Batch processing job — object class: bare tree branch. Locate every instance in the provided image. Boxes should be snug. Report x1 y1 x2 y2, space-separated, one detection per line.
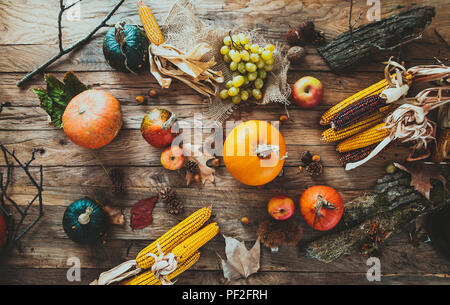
17 0 125 87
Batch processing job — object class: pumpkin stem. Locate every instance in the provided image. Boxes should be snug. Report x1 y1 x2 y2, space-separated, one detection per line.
162 113 177 130
114 21 127 46
255 144 287 160
313 195 337 218
78 207 94 225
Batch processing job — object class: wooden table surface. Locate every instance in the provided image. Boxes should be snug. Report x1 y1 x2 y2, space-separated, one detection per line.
0 0 449 285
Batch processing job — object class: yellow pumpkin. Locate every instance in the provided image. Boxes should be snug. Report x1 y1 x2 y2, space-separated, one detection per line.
223 120 286 186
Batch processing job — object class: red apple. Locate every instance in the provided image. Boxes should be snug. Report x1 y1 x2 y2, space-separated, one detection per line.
161 145 185 170
292 76 323 108
268 195 295 220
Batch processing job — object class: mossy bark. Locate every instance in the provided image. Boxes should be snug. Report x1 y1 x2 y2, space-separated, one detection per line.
317 6 435 73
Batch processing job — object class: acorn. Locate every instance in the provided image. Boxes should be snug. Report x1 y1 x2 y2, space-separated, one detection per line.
148 89 158 98
279 114 289 122
298 21 315 40
287 46 305 64
286 28 304 46
136 96 145 104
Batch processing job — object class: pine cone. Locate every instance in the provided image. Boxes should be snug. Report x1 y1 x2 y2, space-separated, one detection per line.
159 187 176 202
185 160 199 174
167 198 184 215
306 161 323 176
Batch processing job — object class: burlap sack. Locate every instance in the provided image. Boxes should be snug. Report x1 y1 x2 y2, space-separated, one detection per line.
158 0 291 123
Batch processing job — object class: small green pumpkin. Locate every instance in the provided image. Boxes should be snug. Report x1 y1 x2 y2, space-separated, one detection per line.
103 21 149 73
63 198 109 244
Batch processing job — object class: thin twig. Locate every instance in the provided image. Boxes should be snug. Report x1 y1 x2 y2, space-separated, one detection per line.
17 0 125 87
348 0 364 47
434 29 450 50
0 144 44 244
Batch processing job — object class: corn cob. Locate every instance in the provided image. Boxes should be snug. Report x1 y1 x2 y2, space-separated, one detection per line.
339 144 378 166
320 72 412 125
135 206 212 269
137 0 165 46
172 222 219 263
337 123 390 153
122 252 200 285
330 95 387 131
321 108 389 142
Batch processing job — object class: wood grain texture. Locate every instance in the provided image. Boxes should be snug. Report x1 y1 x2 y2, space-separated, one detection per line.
0 0 449 285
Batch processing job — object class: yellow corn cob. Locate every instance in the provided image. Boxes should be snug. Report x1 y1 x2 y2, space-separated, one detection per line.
321 105 391 142
136 206 212 269
172 222 219 263
320 73 412 125
137 0 165 45
122 252 200 285
337 123 390 153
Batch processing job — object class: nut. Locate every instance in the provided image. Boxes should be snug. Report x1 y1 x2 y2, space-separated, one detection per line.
280 115 289 122
287 46 305 64
298 21 315 40
136 96 145 104
286 28 304 46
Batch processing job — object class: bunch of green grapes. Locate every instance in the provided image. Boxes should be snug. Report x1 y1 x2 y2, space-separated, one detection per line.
219 33 275 104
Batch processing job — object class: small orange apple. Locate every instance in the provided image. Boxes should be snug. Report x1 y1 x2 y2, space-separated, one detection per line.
268 195 295 220
161 145 185 170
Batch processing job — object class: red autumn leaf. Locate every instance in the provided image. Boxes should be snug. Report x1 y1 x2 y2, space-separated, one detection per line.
130 196 158 230
394 162 448 200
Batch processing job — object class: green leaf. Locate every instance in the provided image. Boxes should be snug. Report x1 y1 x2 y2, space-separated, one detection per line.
33 72 89 128
63 71 90 100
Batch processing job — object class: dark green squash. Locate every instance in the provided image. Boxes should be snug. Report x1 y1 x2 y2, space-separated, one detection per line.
103 21 149 73
63 198 109 244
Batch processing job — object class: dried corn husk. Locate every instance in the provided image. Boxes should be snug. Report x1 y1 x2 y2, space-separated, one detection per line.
149 42 224 98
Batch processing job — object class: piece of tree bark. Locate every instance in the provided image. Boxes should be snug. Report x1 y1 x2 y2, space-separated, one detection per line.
317 6 435 73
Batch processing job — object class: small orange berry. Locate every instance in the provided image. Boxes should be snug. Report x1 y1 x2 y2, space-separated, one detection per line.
136 96 145 104
212 158 220 167
312 155 321 162
149 89 158 97
280 115 289 122
241 217 249 225
193 173 201 183
298 165 303 172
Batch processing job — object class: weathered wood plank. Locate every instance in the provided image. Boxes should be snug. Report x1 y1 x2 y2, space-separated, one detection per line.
1 268 449 285
0 0 448 77
1 0 448 45
0 71 399 106
1 231 449 275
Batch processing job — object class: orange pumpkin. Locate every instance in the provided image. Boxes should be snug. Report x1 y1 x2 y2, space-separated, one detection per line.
223 120 286 186
62 90 123 149
299 185 344 231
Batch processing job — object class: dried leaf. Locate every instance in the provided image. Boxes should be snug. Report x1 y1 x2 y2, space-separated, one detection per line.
394 162 448 200
182 143 215 185
130 196 158 230
103 205 125 226
220 235 260 281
